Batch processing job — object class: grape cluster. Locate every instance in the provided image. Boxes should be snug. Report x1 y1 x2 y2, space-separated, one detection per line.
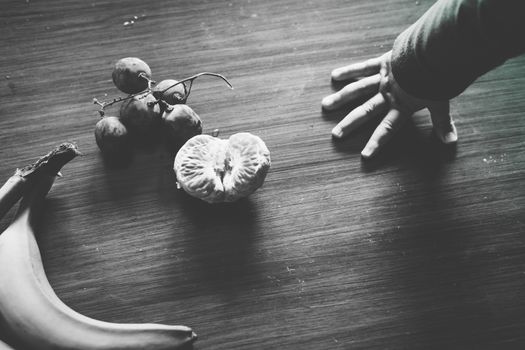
94 57 232 161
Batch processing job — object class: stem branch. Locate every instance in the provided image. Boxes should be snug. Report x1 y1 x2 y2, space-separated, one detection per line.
161 72 233 102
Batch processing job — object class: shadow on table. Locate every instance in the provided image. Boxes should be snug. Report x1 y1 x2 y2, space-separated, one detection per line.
175 194 262 297
371 211 504 348
354 143 519 347
323 106 458 172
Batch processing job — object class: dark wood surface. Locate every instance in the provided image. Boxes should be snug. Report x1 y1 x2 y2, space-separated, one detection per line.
1 0 524 349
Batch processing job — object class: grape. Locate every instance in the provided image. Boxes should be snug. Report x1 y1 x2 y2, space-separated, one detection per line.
119 93 162 138
94 116 131 158
162 104 202 148
152 79 187 105
112 57 152 94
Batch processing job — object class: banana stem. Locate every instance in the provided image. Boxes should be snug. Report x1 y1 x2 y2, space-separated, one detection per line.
13 173 57 229
0 143 80 223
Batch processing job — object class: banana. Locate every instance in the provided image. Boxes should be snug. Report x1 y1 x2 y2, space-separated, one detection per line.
0 340 15 350
0 173 197 350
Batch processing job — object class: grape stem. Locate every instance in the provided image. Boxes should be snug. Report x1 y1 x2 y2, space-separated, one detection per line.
93 73 156 116
139 72 156 90
161 72 234 102
93 72 232 117
93 90 151 117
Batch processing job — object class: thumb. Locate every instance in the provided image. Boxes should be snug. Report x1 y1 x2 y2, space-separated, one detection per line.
428 101 458 144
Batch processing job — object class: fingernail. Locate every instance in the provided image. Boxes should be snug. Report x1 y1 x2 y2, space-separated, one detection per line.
443 130 458 144
435 128 458 144
361 141 378 159
321 96 333 110
331 69 341 81
331 125 343 138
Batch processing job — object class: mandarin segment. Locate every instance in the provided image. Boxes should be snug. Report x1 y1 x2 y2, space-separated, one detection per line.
174 135 226 202
174 133 270 203
222 133 270 202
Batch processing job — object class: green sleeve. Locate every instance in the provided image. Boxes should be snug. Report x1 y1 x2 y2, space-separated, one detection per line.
391 0 525 100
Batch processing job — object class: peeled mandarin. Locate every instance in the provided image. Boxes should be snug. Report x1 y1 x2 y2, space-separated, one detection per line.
174 133 270 203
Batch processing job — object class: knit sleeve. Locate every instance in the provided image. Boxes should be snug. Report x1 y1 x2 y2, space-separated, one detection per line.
391 0 525 101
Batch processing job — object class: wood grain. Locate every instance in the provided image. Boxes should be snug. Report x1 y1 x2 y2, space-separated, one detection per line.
1 0 524 349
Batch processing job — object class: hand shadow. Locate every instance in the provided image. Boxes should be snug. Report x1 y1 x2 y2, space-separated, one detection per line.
323 103 457 172
360 117 457 174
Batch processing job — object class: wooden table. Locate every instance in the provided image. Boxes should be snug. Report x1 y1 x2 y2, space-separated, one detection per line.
1 0 524 348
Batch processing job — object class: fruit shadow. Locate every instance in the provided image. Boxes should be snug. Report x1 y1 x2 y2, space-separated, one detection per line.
98 126 165 169
99 151 134 170
97 148 173 209
176 194 262 296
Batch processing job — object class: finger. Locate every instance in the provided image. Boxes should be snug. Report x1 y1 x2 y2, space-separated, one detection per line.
361 108 405 159
331 56 383 81
331 93 388 138
322 74 381 111
429 102 458 144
